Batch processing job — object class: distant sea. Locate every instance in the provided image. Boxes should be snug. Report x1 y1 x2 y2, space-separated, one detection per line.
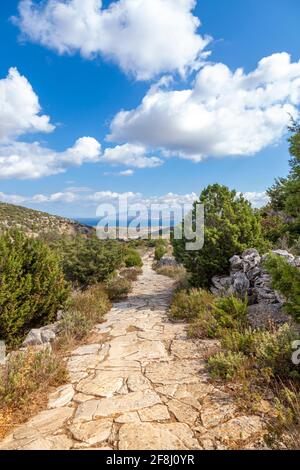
74 218 177 228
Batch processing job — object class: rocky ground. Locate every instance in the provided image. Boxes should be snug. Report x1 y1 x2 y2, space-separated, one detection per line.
0 254 268 450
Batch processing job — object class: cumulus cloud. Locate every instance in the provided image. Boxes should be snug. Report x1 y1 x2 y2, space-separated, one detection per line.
0 67 54 141
15 0 210 80
0 67 104 179
241 191 270 208
0 189 197 207
109 53 300 160
0 137 101 179
0 188 269 212
102 143 163 168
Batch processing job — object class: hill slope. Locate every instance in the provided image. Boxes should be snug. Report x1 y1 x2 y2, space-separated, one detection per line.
0 202 94 237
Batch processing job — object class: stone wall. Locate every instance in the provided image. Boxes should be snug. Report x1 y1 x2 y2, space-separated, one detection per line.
211 249 300 328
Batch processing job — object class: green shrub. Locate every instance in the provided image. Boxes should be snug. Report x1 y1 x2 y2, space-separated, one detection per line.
124 248 143 268
219 323 300 383
106 277 132 301
220 328 258 355
264 254 300 322
252 324 300 381
213 295 248 329
170 288 248 339
0 230 69 347
46 234 124 288
208 351 248 381
170 289 214 321
155 243 167 261
173 184 268 287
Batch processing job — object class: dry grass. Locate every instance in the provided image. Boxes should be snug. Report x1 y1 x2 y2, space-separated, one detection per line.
120 267 142 282
0 349 67 439
106 276 132 301
156 265 186 280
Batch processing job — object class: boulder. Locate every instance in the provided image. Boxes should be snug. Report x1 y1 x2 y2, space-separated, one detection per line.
229 255 243 273
22 329 43 347
22 323 59 347
232 272 250 297
211 276 232 290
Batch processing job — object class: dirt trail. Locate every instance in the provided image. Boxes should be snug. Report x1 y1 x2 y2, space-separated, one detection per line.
0 253 267 450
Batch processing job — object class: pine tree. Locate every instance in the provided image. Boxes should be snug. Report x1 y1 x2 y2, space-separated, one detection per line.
173 184 267 287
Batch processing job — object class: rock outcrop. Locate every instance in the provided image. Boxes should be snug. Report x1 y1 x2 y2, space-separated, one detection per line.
211 249 299 328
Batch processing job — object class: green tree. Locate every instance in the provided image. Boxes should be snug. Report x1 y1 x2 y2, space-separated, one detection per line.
173 184 267 287
267 121 300 239
0 231 69 347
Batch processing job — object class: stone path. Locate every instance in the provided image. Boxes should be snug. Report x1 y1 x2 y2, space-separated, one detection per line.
0 254 267 450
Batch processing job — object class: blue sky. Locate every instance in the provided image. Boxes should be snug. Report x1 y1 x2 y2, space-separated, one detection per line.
0 0 300 217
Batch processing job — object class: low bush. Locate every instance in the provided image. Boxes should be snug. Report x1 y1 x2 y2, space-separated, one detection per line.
155 243 167 261
264 254 300 322
170 289 214 321
213 295 248 330
208 351 248 381
69 285 111 324
170 289 248 338
106 277 132 301
209 323 300 384
0 230 69 347
252 324 300 381
124 248 143 268
220 328 258 355
155 265 186 281
120 267 142 282
58 310 93 346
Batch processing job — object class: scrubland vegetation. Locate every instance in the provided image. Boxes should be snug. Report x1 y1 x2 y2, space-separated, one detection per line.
0 121 299 446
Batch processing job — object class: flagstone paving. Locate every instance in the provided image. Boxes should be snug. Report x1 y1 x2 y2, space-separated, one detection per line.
0 254 268 450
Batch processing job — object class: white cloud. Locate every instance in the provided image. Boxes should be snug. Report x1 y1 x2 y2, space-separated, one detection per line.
15 0 210 80
0 189 198 208
0 67 54 141
102 143 163 168
0 189 269 212
0 137 101 179
109 53 300 160
241 191 270 208
0 67 103 179
119 169 134 176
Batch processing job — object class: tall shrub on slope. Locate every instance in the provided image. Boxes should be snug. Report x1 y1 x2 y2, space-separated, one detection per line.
173 184 267 287
0 231 69 347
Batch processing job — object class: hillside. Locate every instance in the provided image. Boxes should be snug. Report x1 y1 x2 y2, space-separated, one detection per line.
0 202 94 238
